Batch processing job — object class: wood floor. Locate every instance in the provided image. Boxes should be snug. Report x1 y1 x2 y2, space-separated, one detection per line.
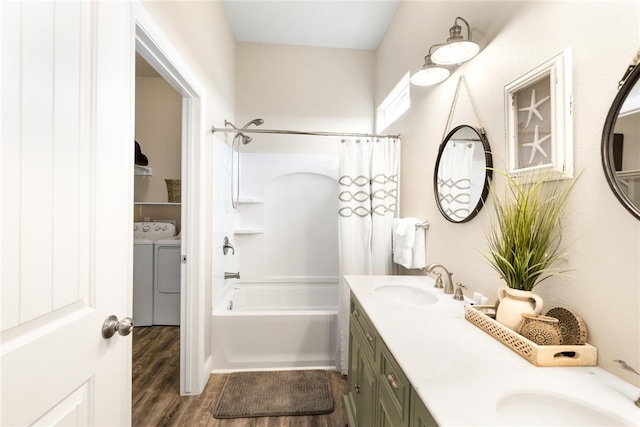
132 326 348 427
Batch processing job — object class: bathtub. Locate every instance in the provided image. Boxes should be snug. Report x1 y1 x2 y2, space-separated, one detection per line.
211 279 338 372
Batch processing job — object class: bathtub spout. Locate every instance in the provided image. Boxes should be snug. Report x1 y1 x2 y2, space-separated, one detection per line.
224 272 240 280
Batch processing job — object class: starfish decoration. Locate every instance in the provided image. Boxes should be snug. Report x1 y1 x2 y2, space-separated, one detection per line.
522 124 551 164
519 88 550 128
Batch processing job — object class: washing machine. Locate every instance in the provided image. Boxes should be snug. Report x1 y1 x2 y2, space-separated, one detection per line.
133 232 153 327
133 221 180 326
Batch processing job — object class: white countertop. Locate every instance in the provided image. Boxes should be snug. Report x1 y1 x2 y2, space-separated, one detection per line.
345 275 640 426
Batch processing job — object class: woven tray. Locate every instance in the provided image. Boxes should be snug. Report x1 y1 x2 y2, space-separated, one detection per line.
464 305 597 367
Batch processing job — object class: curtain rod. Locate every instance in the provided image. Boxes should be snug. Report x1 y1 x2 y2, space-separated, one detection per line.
210 125 401 140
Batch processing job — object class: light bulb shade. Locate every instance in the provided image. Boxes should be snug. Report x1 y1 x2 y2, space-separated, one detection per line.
410 66 450 86
431 40 479 65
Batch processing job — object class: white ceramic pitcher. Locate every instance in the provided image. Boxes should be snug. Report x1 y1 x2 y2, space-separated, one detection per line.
496 286 544 331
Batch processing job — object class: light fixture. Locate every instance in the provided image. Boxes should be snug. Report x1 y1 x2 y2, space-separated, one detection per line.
410 52 450 86
431 17 480 65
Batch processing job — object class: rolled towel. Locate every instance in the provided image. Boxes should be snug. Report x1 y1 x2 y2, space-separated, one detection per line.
411 224 426 269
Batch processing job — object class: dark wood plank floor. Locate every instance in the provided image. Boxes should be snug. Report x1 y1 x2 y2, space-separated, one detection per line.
133 326 348 427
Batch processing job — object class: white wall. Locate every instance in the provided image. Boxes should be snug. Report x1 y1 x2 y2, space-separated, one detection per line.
376 1 640 385
134 76 182 229
235 42 375 156
134 77 182 202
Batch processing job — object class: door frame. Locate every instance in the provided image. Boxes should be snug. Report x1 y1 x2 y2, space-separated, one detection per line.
133 3 209 395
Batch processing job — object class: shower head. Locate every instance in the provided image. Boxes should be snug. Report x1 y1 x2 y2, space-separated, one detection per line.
240 118 264 144
242 118 264 129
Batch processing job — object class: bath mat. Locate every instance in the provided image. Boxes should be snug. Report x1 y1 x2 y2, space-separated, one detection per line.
213 370 334 419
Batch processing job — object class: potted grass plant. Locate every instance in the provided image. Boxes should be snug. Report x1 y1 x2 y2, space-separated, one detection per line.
484 169 577 330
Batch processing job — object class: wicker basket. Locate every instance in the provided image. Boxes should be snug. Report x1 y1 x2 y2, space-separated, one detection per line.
464 305 597 367
165 179 181 203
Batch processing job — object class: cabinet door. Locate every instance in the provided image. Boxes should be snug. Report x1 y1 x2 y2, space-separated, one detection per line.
410 389 439 427
357 344 377 427
378 388 402 427
346 320 378 427
344 324 361 425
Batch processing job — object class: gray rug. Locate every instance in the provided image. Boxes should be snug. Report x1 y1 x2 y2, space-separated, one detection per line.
213 370 334 419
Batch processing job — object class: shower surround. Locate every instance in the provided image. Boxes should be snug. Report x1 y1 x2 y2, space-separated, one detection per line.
212 151 340 371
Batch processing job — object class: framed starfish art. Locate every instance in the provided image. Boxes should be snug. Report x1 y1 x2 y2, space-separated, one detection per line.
504 48 573 180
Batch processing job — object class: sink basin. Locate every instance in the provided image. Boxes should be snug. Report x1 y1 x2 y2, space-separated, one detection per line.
496 391 634 426
373 284 438 306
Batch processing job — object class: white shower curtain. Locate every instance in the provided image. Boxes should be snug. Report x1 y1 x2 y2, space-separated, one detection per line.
337 137 400 373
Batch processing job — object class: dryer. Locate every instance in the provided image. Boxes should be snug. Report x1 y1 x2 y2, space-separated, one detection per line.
153 235 181 325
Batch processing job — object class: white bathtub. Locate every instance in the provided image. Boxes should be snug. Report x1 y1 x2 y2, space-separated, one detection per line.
211 280 339 372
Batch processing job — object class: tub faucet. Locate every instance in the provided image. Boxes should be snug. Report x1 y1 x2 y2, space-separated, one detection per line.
613 359 640 408
224 272 240 280
425 263 454 294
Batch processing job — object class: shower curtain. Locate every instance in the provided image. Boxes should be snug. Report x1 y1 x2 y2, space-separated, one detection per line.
337 137 400 373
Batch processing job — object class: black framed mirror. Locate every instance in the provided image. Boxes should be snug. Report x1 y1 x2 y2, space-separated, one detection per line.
434 125 493 223
602 62 640 220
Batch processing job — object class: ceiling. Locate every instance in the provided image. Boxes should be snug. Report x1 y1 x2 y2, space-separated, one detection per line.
136 1 399 77
222 1 400 50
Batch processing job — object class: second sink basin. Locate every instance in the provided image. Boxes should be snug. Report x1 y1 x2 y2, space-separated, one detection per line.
495 391 634 426
373 284 438 306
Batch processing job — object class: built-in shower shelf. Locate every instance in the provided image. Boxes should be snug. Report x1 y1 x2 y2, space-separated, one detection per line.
233 228 264 234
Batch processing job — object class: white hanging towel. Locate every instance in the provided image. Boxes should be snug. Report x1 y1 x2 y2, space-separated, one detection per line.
392 217 426 269
411 223 426 269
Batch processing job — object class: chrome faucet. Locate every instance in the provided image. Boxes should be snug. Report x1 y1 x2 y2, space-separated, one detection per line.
613 359 640 408
425 263 454 294
224 272 240 280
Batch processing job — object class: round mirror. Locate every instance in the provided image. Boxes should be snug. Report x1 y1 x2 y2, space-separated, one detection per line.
602 63 640 220
434 125 493 223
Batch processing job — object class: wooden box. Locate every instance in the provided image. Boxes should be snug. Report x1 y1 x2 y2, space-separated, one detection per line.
464 305 597 367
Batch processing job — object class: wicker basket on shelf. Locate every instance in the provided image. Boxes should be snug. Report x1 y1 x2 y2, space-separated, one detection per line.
165 179 181 203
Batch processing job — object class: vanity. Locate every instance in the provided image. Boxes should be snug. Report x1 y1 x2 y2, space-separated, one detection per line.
343 275 640 427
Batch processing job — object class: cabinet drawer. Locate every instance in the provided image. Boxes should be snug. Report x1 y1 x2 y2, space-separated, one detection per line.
350 296 377 362
379 342 410 425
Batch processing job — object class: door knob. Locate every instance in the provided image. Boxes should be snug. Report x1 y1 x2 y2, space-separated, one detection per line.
102 315 134 339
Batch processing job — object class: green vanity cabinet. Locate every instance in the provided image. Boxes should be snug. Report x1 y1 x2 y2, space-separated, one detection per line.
344 293 439 427
410 389 439 427
345 297 378 427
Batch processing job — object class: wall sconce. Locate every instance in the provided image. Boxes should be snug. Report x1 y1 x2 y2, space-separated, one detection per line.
410 52 450 86
431 16 479 65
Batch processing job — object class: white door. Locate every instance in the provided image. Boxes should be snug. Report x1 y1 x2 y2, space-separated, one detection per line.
1 2 134 426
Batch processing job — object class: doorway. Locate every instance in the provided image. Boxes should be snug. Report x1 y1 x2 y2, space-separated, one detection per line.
134 3 209 396
133 52 182 398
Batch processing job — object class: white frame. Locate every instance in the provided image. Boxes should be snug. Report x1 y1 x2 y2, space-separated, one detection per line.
505 48 573 180
134 2 210 396
376 72 410 133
